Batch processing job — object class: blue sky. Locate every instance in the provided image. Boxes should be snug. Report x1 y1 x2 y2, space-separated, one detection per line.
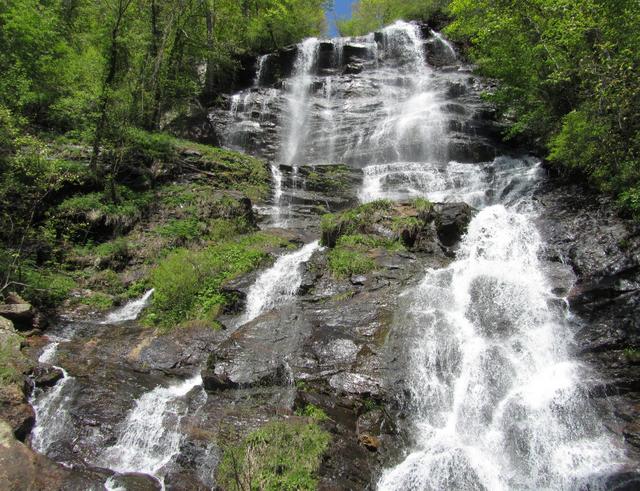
326 0 355 37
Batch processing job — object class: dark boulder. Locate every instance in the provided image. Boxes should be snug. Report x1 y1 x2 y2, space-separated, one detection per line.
434 202 475 247
32 365 65 389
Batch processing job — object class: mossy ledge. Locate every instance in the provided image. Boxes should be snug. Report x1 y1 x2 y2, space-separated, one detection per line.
320 199 475 278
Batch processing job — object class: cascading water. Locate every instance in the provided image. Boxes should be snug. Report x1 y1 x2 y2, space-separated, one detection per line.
29 290 157 457
98 374 204 485
378 204 627 490
101 288 154 324
234 240 320 327
216 19 629 489
30 340 74 455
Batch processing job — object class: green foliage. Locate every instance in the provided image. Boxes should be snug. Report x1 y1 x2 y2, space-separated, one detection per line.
19 266 77 309
321 199 393 246
327 247 376 278
155 218 204 244
218 419 330 491
57 186 154 240
447 0 640 218
78 292 114 311
337 233 403 252
338 0 450 36
295 404 329 422
412 197 433 213
144 231 285 329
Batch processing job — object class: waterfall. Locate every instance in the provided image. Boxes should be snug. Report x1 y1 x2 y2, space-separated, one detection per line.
98 374 204 484
430 30 457 62
378 204 626 490
30 289 156 455
360 157 541 207
30 339 75 454
101 289 154 324
254 54 269 87
280 37 320 167
235 240 320 327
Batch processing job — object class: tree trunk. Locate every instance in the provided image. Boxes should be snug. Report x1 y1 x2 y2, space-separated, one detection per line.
90 0 132 176
203 0 216 101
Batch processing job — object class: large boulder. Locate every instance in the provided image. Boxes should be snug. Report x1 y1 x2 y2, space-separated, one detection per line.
0 302 34 331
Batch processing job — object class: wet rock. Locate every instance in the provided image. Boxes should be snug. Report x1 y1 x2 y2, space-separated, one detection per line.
434 202 475 247
0 316 36 440
107 472 162 491
536 180 640 457
32 365 65 389
345 62 364 75
0 385 34 441
358 433 381 452
0 419 108 489
201 369 238 392
0 302 34 331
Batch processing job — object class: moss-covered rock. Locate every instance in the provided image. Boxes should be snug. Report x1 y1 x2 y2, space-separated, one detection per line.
321 199 474 279
0 316 35 440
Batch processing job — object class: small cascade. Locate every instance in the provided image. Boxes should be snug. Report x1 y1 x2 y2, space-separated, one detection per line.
254 54 269 87
431 30 457 61
30 340 74 455
235 241 320 327
360 156 540 207
102 289 154 324
98 374 204 484
281 37 320 167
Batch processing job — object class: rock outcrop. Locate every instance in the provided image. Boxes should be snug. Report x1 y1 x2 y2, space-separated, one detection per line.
536 178 640 461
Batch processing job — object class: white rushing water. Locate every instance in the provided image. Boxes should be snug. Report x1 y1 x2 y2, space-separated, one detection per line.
378 204 627 490
101 288 154 324
30 290 156 455
235 240 320 327
30 338 75 454
99 374 204 484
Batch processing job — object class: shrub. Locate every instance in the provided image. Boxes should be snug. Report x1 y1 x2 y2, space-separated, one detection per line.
79 292 114 311
218 419 330 491
144 232 286 329
19 266 77 308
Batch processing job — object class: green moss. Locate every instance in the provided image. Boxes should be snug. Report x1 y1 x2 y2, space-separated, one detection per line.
327 248 376 278
337 233 404 252
624 347 640 362
305 165 350 192
218 419 330 491
0 339 22 386
295 404 329 422
321 199 393 247
143 231 287 329
79 292 114 311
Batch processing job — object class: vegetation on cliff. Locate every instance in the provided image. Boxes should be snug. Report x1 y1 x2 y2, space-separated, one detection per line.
218 412 330 491
0 0 325 311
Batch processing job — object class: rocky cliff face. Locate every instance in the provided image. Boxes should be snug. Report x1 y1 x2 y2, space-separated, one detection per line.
536 179 640 472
